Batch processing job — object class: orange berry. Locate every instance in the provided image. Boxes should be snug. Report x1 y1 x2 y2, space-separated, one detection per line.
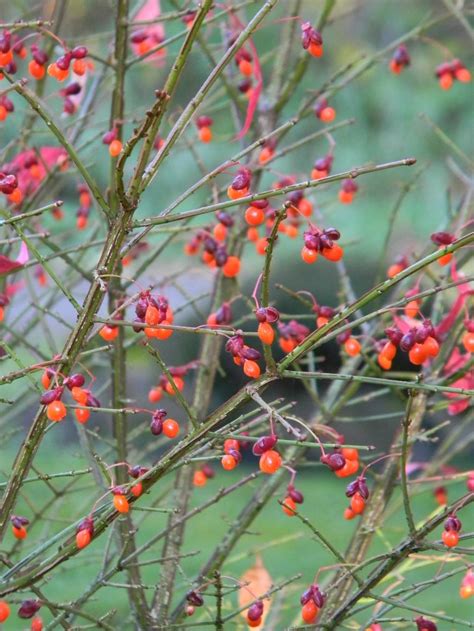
239 59 253 76
165 376 184 395
322 244 344 261
8 188 23 204
258 322 274 345
404 300 420 318
442 529 459 547
72 58 87 75
198 126 212 143
247 227 259 241
311 168 328 180
439 73 453 90
227 185 248 200
222 256 241 277
279 337 296 353
163 418 180 438
113 494 129 513
155 322 174 340
77 215 88 230
308 42 323 57
259 449 282 474
460 585 473 599
344 337 361 356
47 400 67 422
282 496 296 516
389 59 402 74
387 263 404 278
338 190 353 204
148 386 163 403
344 507 356 520
298 198 313 217
462 331 474 353
423 336 440 357
0 50 13 66
320 106 336 122
301 600 319 623
193 470 207 487
259 146 273 164
131 482 143 497
378 353 392 370
31 616 43 631
221 454 237 470
245 206 265 226
145 304 160 326
213 222 227 241
285 224 298 238
255 237 268 255
317 316 329 328
28 59 45 79
99 325 119 341
109 139 123 157
301 246 318 264
335 459 358 478
382 341 397 360
41 371 52 389
455 67 471 83
224 438 240 454
350 492 365 515
75 408 90 424
12 525 27 539
48 63 68 81
72 387 88 404
76 529 91 549
247 617 262 628
243 359 261 378
0 105 7 121
341 447 359 461
408 343 427 366
0 601 10 622
438 251 453 266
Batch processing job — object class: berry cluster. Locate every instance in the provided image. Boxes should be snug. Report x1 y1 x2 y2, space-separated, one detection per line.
301 22 323 58
150 409 180 439
246 600 264 627
278 319 309 353
300 583 326 623
441 514 462 548
301 225 343 264
40 371 99 424
102 127 123 157
133 291 174 339
390 44 411 74
196 115 213 143
436 58 471 90
11 514 29 539
379 320 440 370
47 46 89 82
344 474 369 519
226 333 261 378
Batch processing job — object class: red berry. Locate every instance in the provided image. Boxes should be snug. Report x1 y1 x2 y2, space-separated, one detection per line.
222 256 241 277
12 525 27 539
344 337 361 356
31 616 43 631
243 359 261 378
163 418 180 438
221 454 237 470
75 408 90 424
301 600 319 623
301 246 318 264
258 322 274 345
193 470 207 486
0 601 10 623
350 492 365 515
224 439 240 454
442 529 459 548
259 450 282 474
47 400 67 422
113 494 129 513
462 331 474 353
99 325 119 341
282 496 296 516
76 529 91 549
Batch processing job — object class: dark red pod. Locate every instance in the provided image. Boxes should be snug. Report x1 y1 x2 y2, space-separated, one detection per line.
320 451 346 471
252 434 278 456
415 616 437 631
186 591 204 607
430 231 455 245
18 600 41 619
40 386 64 405
247 601 264 621
400 330 416 352
65 373 85 389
